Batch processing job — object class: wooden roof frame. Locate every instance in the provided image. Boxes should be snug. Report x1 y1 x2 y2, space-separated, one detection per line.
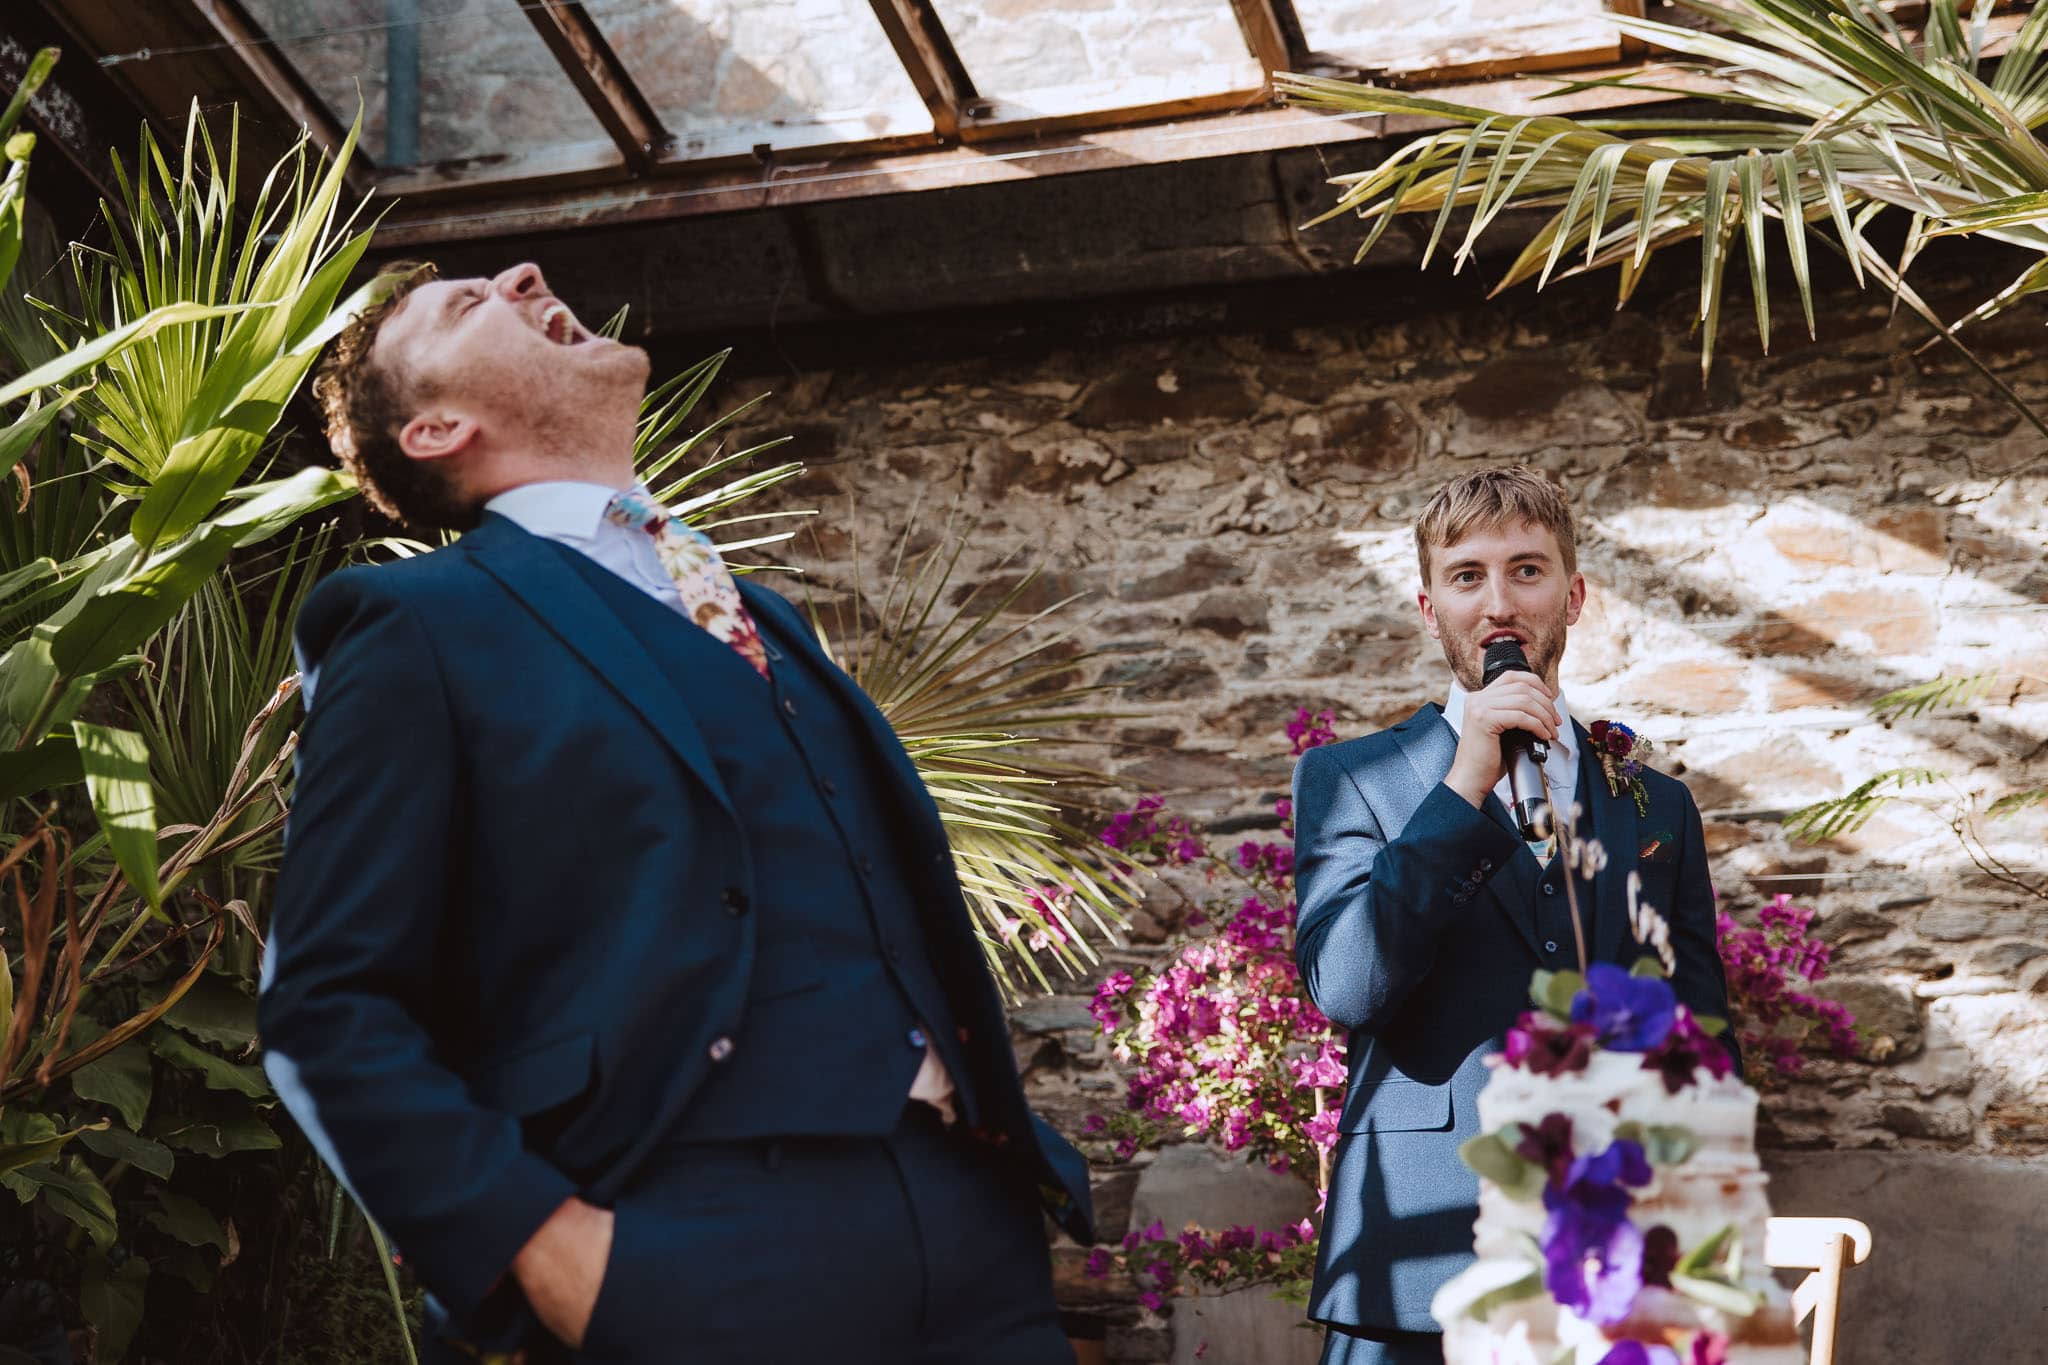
40 0 2034 248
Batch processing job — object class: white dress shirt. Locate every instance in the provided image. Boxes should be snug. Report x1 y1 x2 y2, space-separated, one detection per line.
485 480 960 1123
1443 679 1580 835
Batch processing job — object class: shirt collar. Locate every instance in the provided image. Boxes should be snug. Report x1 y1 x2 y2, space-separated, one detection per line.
483 480 637 541
1443 679 1576 766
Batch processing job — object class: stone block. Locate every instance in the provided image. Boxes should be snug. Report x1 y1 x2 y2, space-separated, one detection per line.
1813 977 1923 1062
1167 1288 1324 1365
1188 590 1271 639
1628 658 1751 715
1129 1144 1318 1237
1121 547 1250 602
1762 1152 2048 1363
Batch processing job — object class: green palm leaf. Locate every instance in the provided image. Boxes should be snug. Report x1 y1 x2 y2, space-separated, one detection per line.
1276 0 2048 424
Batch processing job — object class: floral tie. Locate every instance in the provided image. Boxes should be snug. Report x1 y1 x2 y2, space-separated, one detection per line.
603 488 769 678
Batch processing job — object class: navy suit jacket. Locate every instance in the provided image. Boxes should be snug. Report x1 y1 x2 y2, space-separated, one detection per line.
1292 703 1733 1335
258 513 1093 1336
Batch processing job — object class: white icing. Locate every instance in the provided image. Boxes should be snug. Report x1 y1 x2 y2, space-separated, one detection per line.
1436 1051 1802 1364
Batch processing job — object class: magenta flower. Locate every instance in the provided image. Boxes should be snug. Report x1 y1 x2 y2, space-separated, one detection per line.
1642 1009 1735 1094
1512 1112 1576 1188
1596 1345 1679 1365
1505 1012 1596 1076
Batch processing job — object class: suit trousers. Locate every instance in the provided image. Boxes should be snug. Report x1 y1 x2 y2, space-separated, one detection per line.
569 1103 1072 1364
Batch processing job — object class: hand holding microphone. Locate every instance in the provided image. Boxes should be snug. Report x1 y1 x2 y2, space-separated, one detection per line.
1446 639 1561 841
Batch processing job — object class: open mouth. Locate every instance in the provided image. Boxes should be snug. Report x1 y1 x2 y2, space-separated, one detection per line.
537 299 590 347
1482 630 1526 648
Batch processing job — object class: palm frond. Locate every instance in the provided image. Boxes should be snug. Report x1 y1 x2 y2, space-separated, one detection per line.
1276 0 2048 415
1783 766 1944 842
809 517 1136 1000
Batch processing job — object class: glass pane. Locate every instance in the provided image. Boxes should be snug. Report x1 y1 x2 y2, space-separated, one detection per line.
589 0 932 162
1293 0 1619 76
239 0 612 168
937 0 1263 116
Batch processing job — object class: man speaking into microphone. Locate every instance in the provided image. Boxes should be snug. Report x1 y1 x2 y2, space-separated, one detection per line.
1290 466 1736 1365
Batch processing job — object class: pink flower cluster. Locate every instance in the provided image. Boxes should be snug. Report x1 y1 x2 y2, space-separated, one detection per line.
1084 1216 1320 1311
1100 794 1204 865
1715 894 1859 1079
1082 713 1347 1304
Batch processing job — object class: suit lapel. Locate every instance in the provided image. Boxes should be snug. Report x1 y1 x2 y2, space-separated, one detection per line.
1389 705 1543 957
462 516 736 822
1578 720 1640 967
740 581 952 855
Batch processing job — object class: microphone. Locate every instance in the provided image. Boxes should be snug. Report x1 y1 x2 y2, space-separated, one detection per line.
1481 639 1554 843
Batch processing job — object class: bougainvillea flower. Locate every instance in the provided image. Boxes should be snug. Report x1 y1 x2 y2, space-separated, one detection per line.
1688 1332 1730 1365
1505 1011 1597 1076
1570 962 1679 1052
1540 1139 1654 1324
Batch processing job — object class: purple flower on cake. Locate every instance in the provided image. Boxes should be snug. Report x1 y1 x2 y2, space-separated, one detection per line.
1595 1345 1679 1365
1504 1011 1597 1076
1540 1138 1654 1324
1642 1009 1736 1095
1570 962 1679 1052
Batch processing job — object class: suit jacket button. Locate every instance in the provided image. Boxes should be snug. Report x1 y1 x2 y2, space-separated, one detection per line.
708 1036 735 1063
1543 940 1559 954
1479 859 1493 873
782 697 798 718
721 887 749 916
1542 883 1558 896
907 1027 927 1048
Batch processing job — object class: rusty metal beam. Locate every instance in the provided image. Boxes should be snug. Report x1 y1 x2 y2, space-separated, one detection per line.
154 0 371 194
1226 0 1296 92
518 0 666 174
865 0 978 141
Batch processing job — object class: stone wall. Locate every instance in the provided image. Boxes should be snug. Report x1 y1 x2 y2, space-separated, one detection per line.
722 258 2048 1361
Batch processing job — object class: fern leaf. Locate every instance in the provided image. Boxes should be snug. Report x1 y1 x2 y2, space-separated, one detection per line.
1782 767 1944 843
1986 787 2048 819
1869 672 1997 722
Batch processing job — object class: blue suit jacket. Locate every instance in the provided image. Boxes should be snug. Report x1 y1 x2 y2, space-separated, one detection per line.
258 514 1093 1337
1292 704 1732 1334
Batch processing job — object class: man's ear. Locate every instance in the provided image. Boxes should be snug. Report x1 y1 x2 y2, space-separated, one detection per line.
1417 587 1442 641
398 406 478 465
1564 571 1587 627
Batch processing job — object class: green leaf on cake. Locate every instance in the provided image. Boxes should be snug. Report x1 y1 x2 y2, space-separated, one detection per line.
1468 1266 1543 1323
1671 1271 1764 1317
1676 1223 1737 1276
1693 1013 1730 1037
1459 1132 1546 1202
1615 1120 1700 1166
1629 956 1665 978
1534 969 1585 1017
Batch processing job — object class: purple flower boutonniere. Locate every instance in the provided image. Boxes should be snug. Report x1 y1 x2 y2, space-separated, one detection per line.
1588 719 1653 817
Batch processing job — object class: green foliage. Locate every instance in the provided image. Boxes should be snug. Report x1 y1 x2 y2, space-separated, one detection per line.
1782 766 1944 841
810 523 1136 998
1279 0 2048 424
0 69 393 1358
1868 670 1998 721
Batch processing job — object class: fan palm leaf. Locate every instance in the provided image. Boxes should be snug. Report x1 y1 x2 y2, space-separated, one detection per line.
811 523 1135 1000
1278 0 2048 422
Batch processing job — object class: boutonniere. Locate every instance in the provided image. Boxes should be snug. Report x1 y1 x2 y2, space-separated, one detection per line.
1587 719 1653 817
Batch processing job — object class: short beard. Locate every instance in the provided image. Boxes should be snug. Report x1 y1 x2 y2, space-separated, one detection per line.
1441 619 1566 693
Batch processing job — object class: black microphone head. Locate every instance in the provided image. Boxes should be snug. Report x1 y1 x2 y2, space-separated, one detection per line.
1482 637 1532 686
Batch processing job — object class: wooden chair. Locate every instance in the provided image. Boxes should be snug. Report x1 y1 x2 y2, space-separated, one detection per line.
1764 1216 1874 1365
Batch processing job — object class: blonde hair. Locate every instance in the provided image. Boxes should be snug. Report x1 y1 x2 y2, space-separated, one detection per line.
1414 465 1577 586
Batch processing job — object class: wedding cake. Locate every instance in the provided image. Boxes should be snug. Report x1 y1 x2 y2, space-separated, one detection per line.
1431 960 1803 1365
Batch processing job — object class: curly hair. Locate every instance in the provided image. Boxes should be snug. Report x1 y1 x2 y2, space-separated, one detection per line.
310 261 479 531
1414 464 1578 587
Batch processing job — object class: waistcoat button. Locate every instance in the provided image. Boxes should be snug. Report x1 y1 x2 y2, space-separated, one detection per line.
721 887 749 916
707 1035 736 1063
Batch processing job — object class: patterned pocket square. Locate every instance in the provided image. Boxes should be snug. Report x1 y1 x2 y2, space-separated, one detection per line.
1638 829 1677 863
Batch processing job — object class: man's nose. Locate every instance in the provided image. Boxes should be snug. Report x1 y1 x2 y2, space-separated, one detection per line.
492 262 546 300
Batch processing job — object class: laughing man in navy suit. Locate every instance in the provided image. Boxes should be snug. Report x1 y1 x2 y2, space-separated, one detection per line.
1291 466 1736 1365
258 262 1091 1364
